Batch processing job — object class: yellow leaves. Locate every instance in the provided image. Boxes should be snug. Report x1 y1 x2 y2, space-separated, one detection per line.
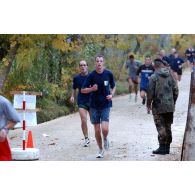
52 35 72 52
2 58 9 67
10 41 17 48
66 57 74 64
16 48 39 70
61 72 72 88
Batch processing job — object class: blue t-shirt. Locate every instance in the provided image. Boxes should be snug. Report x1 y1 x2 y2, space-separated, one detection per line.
72 74 90 105
171 57 184 73
185 48 195 62
82 69 115 109
137 64 154 91
168 54 175 65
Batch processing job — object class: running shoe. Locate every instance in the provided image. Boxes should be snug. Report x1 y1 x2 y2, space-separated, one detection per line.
135 94 138 102
142 97 146 105
96 149 104 158
129 94 132 100
104 138 110 151
84 137 90 147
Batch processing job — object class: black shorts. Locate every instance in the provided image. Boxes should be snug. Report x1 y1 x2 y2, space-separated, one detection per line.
78 103 90 111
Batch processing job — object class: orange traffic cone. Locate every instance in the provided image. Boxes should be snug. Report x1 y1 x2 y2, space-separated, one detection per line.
26 130 34 148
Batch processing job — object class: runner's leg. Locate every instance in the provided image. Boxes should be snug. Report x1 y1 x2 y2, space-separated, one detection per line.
79 108 88 138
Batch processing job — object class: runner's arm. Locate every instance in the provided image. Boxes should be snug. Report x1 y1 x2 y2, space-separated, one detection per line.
70 89 76 103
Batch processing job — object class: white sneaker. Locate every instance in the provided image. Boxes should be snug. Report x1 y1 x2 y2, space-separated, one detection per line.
104 138 110 151
135 94 138 102
129 94 132 101
84 138 90 147
96 149 104 158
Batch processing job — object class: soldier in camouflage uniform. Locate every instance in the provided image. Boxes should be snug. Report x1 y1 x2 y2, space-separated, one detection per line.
147 59 179 155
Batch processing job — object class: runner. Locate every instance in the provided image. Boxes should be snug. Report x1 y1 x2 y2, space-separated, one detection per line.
126 54 142 102
70 60 91 147
169 48 177 65
159 49 171 66
185 46 195 66
170 51 184 81
81 55 116 158
136 55 154 113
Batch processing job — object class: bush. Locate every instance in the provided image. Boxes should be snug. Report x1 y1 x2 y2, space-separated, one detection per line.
115 81 129 95
37 98 77 123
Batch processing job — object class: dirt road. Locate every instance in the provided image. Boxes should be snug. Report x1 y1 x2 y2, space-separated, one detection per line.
9 69 191 161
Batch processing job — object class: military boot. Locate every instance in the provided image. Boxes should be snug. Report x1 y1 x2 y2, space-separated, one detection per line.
152 144 167 155
164 144 170 154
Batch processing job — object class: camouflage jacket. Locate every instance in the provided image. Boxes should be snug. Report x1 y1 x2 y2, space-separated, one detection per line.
147 67 179 114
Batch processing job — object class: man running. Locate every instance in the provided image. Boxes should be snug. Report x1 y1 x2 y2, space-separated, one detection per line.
126 54 142 102
170 51 184 81
159 49 171 66
169 48 177 65
81 55 116 158
136 55 154 113
70 60 90 147
185 46 195 66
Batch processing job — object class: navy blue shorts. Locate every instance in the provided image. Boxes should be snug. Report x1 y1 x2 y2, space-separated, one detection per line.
90 108 110 124
140 87 148 92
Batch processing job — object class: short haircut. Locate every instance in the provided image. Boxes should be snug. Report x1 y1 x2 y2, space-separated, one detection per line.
79 60 88 66
154 59 164 67
145 55 151 59
95 54 104 61
129 54 134 59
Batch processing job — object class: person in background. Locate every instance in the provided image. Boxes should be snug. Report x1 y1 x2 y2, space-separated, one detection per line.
0 95 20 161
81 55 116 158
169 48 177 65
185 46 195 66
136 55 154 113
70 60 91 147
159 49 171 66
170 51 184 81
126 54 142 102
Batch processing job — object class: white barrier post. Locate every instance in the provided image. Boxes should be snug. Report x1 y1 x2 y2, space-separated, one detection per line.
22 91 26 150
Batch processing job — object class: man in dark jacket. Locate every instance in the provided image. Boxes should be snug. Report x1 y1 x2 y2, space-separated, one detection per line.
147 59 179 155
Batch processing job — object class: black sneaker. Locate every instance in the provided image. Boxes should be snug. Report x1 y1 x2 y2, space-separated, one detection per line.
142 97 146 105
83 138 90 147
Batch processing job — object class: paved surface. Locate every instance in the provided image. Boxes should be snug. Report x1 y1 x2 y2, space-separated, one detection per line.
9 69 191 161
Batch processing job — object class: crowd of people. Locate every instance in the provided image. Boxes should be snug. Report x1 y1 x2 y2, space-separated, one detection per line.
0 46 194 160
70 46 194 158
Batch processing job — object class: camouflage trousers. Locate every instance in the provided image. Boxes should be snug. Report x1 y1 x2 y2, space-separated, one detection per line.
153 113 174 144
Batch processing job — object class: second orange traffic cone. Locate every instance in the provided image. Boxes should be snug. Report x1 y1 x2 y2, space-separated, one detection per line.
26 130 34 148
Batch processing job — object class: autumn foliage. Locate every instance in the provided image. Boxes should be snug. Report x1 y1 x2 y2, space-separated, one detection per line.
0 34 194 123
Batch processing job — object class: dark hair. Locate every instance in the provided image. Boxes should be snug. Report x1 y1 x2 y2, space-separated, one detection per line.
154 58 168 67
145 55 151 59
129 54 134 59
95 54 104 60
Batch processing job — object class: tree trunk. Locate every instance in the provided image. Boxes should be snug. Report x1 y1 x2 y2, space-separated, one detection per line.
0 43 19 92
